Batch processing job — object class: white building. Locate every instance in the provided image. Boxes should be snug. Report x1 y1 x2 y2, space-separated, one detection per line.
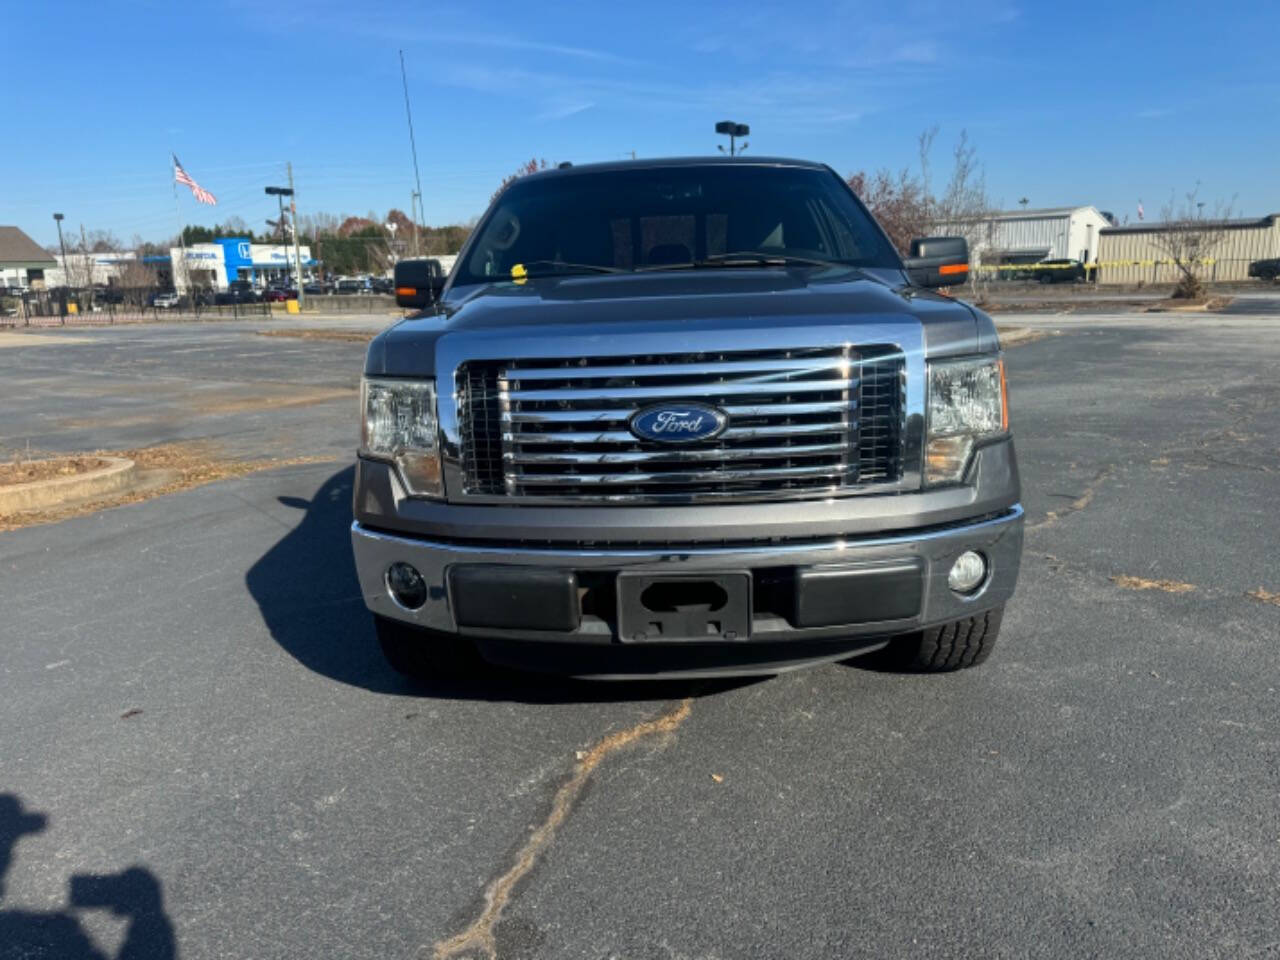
940 206 1114 265
44 251 143 287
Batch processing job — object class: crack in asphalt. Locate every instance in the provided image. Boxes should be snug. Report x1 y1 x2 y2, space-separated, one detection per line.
428 698 695 960
1110 574 1197 594
1027 466 1113 531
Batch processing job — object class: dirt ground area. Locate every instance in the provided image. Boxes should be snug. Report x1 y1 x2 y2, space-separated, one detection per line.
0 442 337 532
0 456 109 485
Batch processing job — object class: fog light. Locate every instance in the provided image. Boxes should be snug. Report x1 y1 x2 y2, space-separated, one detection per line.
948 551 987 595
386 562 428 610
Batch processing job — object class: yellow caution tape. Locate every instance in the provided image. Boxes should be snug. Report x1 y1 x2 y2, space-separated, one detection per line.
975 258 1217 273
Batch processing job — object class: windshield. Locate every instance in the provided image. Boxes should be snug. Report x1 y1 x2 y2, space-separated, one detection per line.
456 164 900 286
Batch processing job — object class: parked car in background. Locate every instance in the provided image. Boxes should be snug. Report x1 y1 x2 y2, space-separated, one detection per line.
303 281 331 295
370 277 394 294
216 280 261 305
1248 258 1280 282
1029 259 1086 283
152 292 180 309
96 286 127 304
336 278 368 295
263 287 297 302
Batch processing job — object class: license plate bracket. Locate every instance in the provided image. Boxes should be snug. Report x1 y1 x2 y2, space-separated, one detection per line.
616 571 751 643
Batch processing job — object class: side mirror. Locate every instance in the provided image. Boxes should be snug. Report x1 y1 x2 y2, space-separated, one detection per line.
903 236 969 289
394 259 445 309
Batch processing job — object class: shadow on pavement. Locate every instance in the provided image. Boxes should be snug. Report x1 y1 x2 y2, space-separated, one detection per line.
247 465 757 704
0 793 176 960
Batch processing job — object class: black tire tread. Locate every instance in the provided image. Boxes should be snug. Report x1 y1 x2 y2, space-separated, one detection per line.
905 606 1003 672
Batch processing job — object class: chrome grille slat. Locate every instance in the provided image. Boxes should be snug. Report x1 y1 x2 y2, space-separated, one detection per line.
506 441 850 465
513 464 854 485
455 345 904 503
502 377 857 403
502 356 851 380
504 421 850 444
507 399 854 423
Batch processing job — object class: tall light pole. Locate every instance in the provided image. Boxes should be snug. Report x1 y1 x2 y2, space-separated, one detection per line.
715 120 750 156
265 184 303 306
266 188 289 283
52 213 68 286
400 50 425 257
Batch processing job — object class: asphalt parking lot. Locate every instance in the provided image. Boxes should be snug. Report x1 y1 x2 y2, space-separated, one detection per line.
2 308 1278 959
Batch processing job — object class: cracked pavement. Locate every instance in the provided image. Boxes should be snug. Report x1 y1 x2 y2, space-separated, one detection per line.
1 309 1278 958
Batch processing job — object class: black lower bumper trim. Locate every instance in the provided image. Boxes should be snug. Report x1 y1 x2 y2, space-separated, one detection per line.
450 565 580 631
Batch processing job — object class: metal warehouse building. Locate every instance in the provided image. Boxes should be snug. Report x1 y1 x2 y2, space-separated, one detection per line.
939 206 1113 265
1096 214 1280 284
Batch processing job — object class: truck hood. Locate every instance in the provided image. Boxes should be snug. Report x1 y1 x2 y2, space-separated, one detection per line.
365 268 991 377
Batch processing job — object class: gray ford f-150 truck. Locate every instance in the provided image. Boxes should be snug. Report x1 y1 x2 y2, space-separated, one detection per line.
351 157 1023 679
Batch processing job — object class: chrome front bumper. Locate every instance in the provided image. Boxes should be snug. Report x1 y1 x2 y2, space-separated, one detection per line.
350 505 1023 648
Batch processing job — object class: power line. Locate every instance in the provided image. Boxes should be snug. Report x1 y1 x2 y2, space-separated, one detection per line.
400 49 425 256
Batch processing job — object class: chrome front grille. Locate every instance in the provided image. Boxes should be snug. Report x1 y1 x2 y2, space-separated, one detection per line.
456 346 904 503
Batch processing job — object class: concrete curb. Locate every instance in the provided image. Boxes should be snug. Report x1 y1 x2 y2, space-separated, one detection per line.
996 326 1051 346
0 457 136 512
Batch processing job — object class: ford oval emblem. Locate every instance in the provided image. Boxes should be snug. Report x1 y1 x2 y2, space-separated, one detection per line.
629 402 729 444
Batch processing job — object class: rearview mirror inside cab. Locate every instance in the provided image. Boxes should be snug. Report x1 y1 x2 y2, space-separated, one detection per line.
903 236 969 289
394 259 446 309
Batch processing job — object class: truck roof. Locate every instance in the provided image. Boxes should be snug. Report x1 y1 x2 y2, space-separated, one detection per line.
521 155 830 182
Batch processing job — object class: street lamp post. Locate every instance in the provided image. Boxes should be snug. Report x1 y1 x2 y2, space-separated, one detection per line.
715 120 750 156
52 212 68 280
52 212 68 320
265 186 294 289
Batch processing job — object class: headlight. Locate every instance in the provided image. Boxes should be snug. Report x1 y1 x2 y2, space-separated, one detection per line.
925 355 1009 485
360 377 443 498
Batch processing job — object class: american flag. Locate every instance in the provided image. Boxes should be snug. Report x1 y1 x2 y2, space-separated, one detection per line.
173 155 217 205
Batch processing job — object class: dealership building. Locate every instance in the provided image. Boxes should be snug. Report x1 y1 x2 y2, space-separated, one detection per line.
167 239 316 292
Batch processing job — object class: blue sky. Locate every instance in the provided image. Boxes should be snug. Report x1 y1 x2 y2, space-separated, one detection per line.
8 0 1278 247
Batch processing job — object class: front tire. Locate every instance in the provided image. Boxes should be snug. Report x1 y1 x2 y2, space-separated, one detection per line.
374 615 481 683
894 606 1005 671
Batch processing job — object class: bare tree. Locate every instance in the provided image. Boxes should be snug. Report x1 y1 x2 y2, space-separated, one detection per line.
490 158 550 203
114 258 158 304
848 127 991 293
1149 185 1235 299
930 131 993 294
86 229 122 253
846 168 931 255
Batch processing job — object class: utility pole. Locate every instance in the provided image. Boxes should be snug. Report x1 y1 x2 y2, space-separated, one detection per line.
400 50 425 257
80 222 91 291
411 191 420 256
288 162 305 310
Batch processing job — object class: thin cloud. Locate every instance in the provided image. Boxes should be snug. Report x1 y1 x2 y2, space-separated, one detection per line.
888 40 939 64
534 100 596 121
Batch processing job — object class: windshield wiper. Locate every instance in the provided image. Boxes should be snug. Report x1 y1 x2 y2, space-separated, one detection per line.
515 260 626 278
636 252 856 272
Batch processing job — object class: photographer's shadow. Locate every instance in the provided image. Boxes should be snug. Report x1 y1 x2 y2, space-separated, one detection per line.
0 793 175 960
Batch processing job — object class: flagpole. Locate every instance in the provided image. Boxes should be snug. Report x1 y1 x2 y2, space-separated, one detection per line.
171 153 188 297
